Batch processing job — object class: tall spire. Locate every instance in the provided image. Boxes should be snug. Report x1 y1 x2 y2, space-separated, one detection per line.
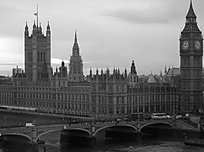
39 23 42 32
25 22 29 37
47 21 50 30
72 31 79 56
182 0 200 33
186 0 196 18
164 65 167 74
130 60 137 74
74 30 77 44
25 22 28 30
185 0 197 24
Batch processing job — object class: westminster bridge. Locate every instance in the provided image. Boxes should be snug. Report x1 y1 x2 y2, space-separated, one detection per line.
0 119 199 144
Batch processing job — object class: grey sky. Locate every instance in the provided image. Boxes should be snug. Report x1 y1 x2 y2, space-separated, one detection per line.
0 0 204 76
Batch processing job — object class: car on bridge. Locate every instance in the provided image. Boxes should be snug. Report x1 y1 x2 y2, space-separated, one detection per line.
176 115 182 119
25 123 35 127
151 113 171 120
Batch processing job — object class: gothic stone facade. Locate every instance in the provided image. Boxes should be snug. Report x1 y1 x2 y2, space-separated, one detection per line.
1 1 203 117
180 1 203 112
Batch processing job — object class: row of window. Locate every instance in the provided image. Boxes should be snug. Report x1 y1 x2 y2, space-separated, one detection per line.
14 92 90 101
92 84 126 92
127 94 176 104
128 86 176 93
127 104 172 114
13 100 90 112
0 92 11 97
16 87 51 92
93 104 172 115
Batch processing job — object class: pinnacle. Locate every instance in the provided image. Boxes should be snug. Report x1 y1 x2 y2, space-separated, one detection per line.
186 0 196 18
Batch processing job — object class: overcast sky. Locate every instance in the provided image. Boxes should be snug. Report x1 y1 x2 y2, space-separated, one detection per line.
0 0 204 76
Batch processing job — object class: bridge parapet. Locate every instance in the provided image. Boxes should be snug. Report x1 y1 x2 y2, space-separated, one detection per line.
176 120 199 131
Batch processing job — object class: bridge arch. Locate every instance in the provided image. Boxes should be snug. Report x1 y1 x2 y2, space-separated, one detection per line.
36 128 63 142
65 128 91 135
2 133 32 143
94 124 137 136
139 122 173 132
36 128 91 142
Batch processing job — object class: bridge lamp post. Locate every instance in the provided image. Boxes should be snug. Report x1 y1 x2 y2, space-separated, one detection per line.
198 108 204 131
31 126 37 143
91 116 95 125
137 112 140 132
172 84 177 127
62 114 65 123
32 120 36 126
90 116 96 136
3 116 6 127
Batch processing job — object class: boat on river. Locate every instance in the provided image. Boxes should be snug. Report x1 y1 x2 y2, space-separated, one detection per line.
184 138 204 147
183 123 204 147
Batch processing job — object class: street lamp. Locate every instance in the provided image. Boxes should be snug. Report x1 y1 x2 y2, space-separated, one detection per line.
172 85 177 127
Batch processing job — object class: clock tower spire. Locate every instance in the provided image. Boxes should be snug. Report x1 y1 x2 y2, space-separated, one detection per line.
180 0 203 113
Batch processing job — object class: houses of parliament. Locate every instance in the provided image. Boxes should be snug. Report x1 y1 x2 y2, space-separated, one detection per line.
0 1 203 117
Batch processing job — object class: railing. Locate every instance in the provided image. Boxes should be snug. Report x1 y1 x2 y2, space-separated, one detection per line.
1 118 195 142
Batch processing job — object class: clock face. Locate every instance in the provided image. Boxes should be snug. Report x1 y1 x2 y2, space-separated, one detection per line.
182 41 189 50
195 41 201 50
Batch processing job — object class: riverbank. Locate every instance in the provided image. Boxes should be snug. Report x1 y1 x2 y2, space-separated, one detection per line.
0 110 83 128
112 142 191 152
0 109 92 120
112 128 204 152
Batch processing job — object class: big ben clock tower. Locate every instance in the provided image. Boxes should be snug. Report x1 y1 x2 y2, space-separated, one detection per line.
180 0 203 112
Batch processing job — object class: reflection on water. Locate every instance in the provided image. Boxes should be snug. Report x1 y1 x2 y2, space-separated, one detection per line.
0 142 33 152
2 139 204 152
116 141 204 152
1 130 204 152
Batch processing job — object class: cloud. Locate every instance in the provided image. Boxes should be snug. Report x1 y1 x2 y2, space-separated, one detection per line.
1 0 203 77
103 1 183 25
106 9 169 24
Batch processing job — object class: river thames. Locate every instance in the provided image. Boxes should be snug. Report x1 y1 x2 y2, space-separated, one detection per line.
1 133 204 152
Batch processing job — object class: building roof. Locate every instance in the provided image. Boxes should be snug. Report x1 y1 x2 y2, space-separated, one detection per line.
186 0 196 18
147 74 157 83
166 68 180 77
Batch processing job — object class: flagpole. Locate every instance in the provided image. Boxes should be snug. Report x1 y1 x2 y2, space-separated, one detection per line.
37 4 38 28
